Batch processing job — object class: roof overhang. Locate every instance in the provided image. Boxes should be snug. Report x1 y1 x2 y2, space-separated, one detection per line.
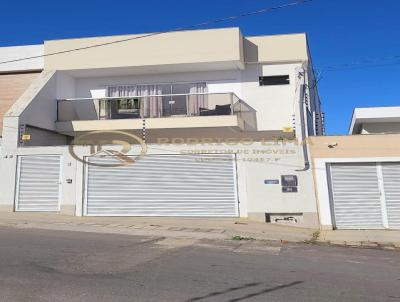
349 106 400 134
60 61 244 78
0 44 44 73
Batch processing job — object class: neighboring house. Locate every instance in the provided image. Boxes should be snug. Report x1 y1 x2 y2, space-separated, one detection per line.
310 106 400 230
0 45 43 140
350 106 400 134
0 28 323 228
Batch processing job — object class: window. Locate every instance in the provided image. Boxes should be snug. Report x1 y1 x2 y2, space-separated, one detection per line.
117 98 140 113
259 75 290 86
108 82 207 117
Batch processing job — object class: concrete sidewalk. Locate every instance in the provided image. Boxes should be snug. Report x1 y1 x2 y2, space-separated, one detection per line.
319 229 400 250
0 212 399 250
0 212 315 242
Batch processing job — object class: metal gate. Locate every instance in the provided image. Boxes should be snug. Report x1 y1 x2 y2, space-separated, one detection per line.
15 155 62 211
84 154 238 217
329 163 384 229
329 162 400 229
382 163 400 229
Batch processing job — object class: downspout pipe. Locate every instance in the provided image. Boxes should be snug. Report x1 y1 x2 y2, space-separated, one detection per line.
295 82 310 172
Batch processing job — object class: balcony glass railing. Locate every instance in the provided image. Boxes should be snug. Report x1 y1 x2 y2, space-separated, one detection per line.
58 92 251 120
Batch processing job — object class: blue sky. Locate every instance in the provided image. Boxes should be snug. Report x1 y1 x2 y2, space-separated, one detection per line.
1 0 399 134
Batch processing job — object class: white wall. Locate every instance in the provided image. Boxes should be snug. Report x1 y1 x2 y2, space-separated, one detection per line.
73 63 301 132
20 72 58 131
243 150 316 214
241 63 301 132
0 140 318 225
0 146 79 213
0 45 44 72
57 72 76 99
361 122 400 134
0 139 318 222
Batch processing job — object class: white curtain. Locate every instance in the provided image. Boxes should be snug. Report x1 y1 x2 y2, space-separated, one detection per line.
188 83 208 116
138 85 162 118
108 85 162 118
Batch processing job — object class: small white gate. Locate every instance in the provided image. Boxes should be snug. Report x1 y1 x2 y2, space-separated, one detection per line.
15 155 62 212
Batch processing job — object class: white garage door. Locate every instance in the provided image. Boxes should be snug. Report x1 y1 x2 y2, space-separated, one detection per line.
84 154 238 217
16 155 62 211
382 163 400 229
329 162 400 230
329 163 384 229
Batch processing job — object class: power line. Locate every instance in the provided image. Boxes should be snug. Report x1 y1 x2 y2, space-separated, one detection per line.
0 0 312 66
317 55 400 72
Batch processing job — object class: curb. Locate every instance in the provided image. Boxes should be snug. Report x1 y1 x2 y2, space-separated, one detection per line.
313 240 400 251
1 220 399 251
0 220 313 245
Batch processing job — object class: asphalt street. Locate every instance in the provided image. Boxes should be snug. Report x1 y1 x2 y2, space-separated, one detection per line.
0 226 399 302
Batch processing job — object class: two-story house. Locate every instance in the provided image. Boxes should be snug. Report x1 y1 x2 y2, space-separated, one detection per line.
0 28 323 227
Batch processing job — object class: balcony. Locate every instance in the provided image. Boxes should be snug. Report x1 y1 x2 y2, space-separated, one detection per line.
56 93 256 134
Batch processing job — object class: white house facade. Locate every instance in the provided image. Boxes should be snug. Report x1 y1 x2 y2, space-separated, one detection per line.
0 28 324 228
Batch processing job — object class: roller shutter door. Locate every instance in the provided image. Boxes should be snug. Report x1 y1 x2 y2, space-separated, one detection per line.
382 163 400 229
329 163 384 229
15 155 62 211
84 154 238 217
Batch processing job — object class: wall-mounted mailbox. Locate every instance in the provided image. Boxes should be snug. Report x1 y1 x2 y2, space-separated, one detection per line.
282 186 298 193
281 175 298 193
281 175 298 187
66 179 73 184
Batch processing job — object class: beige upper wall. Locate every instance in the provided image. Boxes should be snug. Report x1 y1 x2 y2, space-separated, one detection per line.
44 28 244 71
44 28 309 72
309 134 400 158
245 33 308 63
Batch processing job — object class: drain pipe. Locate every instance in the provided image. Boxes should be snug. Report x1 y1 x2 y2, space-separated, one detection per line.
295 69 310 172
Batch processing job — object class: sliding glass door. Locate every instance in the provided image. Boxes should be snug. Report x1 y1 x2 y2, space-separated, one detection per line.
108 82 207 118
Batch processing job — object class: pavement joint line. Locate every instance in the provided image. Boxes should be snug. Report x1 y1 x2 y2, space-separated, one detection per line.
127 225 147 229
76 222 103 226
126 225 138 228
104 224 126 228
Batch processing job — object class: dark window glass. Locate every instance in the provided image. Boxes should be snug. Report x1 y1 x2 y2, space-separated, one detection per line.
259 75 290 86
118 98 139 110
